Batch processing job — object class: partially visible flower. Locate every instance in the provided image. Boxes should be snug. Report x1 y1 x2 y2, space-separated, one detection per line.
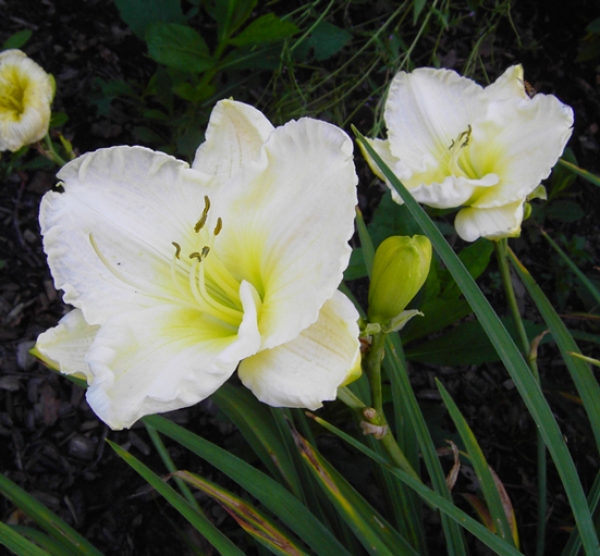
368 235 431 331
35 100 361 430
0 49 54 152
362 65 574 241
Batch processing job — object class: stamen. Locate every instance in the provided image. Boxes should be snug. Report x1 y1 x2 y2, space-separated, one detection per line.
214 217 222 236
188 258 242 326
194 214 207 233
189 251 204 261
461 125 472 148
172 242 181 259
201 246 210 258
194 196 212 233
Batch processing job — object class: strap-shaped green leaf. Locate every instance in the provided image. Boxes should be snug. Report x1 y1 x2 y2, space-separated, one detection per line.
143 415 352 556
509 249 600 453
355 129 600 555
108 440 245 556
0 522 52 556
175 471 310 556
0 474 103 556
540 229 600 308
212 383 303 496
309 413 523 556
436 380 517 547
290 429 419 556
384 334 467 556
558 158 600 188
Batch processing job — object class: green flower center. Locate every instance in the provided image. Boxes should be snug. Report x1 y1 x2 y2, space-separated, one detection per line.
171 196 244 328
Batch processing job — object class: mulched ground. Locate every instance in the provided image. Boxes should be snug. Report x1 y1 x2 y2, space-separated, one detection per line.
2 0 600 554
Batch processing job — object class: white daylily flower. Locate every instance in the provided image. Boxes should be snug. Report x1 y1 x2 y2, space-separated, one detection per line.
0 50 53 152
36 100 361 429
362 65 574 241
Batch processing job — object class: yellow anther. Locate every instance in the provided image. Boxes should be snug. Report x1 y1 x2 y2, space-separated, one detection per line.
214 217 222 236
201 246 210 258
171 242 181 259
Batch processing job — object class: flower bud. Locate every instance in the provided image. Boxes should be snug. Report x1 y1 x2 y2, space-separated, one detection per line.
368 235 432 326
0 50 54 152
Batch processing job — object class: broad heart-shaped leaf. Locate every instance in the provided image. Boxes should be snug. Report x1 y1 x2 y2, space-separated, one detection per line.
401 297 472 344
209 0 257 42
175 471 310 556
294 22 352 61
229 13 299 46
143 415 352 556
368 190 423 248
108 441 247 556
218 44 285 71
2 29 32 50
115 0 185 39
405 317 549 365
355 129 600 555
146 23 214 73
440 238 495 300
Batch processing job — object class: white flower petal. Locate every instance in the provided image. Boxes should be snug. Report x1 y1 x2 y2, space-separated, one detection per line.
454 200 524 242
384 68 484 166
85 300 261 430
470 94 574 208
409 173 499 209
35 309 97 381
192 99 274 181
0 50 53 152
484 65 527 101
42 146 213 324
216 118 357 350
238 291 361 409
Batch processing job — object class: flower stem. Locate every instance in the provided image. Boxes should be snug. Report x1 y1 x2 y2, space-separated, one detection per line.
361 331 421 483
495 238 546 556
42 133 67 167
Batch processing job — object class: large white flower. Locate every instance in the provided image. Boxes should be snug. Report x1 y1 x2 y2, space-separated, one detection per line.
35 100 361 430
0 49 53 152
362 65 574 241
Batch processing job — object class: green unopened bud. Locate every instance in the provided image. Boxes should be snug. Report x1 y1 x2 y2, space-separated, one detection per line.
368 235 432 326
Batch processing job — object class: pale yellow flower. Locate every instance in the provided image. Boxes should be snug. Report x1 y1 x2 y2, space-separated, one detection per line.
35 100 361 430
362 66 574 241
0 49 53 152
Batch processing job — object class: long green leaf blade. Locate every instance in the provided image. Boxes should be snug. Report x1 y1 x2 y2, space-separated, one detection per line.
356 130 600 554
175 471 310 556
309 413 523 556
436 380 517 547
384 334 467 556
108 440 245 556
290 428 419 556
508 248 600 452
540 229 600 308
212 383 302 496
143 415 352 556
0 474 103 556
558 158 600 188
0 522 51 556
